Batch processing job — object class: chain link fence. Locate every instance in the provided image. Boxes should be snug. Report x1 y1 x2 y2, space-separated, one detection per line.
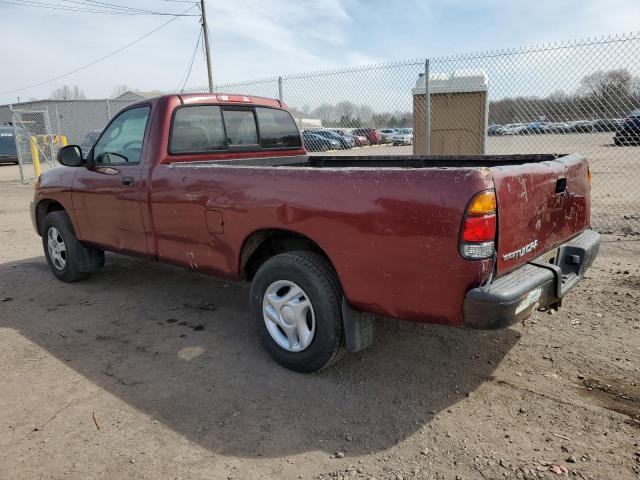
3 32 637 232
189 32 639 233
1 99 140 182
10 108 58 182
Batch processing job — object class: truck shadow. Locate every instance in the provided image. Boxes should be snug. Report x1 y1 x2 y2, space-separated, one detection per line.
0 254 519 458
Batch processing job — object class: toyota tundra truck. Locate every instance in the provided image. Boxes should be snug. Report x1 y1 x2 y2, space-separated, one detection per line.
31 94 600 372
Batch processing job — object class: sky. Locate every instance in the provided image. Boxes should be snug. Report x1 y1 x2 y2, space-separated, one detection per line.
0 0 639 105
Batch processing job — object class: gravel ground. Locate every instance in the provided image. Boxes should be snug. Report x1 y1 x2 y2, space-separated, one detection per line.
0 171 639 480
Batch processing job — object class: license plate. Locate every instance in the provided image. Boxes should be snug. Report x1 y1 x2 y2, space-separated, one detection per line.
516 287 542 314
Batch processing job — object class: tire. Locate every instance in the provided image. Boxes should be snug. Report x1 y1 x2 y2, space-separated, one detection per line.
42 211 104 282
250 251 346 373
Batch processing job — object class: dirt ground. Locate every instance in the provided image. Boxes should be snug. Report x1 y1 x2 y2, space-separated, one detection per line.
0 175 639 480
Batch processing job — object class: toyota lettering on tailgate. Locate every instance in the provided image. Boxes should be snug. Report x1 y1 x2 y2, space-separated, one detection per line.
502 240 539 262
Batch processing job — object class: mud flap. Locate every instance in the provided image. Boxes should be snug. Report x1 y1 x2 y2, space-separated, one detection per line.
341 298 376 353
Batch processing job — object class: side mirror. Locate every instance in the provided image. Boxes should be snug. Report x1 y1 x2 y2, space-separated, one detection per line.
57 145 83 167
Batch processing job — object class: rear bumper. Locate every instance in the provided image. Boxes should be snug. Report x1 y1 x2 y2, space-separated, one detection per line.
463 229 600 329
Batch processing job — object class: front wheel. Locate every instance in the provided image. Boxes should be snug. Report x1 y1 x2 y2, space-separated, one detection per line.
250 251 346 373
42 211 104 282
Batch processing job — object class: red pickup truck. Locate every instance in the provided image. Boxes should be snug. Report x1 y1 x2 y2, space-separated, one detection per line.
31 94 600 372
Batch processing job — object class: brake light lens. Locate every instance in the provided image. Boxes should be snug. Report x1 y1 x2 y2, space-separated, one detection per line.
216 95 253 103
460 190 497 260
462 215 496 242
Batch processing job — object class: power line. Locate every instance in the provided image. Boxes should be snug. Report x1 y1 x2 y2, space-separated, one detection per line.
64 0 198 15
1 0 198 15
180 29 202 92
1 3 198 95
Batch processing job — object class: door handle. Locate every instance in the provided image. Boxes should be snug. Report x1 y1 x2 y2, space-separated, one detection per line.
122 176 134 187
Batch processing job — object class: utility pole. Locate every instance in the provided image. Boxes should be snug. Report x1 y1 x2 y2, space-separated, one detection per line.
200 0 214 93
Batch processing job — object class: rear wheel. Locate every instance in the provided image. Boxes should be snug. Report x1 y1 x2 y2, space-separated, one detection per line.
250 251 346 373
42 211 104 282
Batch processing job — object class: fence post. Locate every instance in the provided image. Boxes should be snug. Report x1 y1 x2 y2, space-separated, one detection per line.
10 107 26 183
105 99 111 120
278 76 283 103
54 105 61 138
424 58 431 155
30 136 41 178
45 106 56 166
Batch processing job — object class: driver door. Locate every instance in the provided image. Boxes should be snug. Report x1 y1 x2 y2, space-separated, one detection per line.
71 105 151 255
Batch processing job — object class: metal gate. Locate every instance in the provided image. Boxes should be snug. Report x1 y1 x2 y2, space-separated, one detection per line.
10 108 61 184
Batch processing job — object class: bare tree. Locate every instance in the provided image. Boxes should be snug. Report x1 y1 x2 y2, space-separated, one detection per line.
50 85 87 100
579 69 634 114
110 85 132 98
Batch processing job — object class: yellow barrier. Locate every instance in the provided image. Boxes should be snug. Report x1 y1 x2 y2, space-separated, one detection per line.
30 136 41 178
60 135 68 146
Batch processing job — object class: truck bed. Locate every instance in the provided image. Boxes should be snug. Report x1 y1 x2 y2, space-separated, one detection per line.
168 152 591 279
174 153 567 169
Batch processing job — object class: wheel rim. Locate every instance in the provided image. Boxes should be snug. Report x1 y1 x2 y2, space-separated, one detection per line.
262 280 316 352
47 226 67 270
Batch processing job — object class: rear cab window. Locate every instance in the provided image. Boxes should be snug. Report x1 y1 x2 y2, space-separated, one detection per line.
169 103 301 154
255 107 302 148
170 106 226 153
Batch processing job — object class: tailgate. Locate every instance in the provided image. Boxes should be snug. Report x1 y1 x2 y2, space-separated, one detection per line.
491 154 591 276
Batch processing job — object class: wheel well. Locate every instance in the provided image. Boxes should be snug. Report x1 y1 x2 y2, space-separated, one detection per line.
36 199 65 235
241 229 332 280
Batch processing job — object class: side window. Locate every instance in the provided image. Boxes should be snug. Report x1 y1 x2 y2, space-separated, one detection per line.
170 106 226 154
256 107 302 148
222 109 258 146
93 106 150 165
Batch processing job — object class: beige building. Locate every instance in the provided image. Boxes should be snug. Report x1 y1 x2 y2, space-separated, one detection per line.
412 71 488 155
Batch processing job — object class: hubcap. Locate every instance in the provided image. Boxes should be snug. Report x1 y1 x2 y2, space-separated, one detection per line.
262 280 315 352
47 227 66 270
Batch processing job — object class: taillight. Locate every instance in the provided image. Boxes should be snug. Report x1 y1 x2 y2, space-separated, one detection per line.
460 190 496 260
587 167 592 184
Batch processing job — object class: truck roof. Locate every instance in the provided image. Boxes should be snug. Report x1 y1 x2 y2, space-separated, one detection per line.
126 93 286 110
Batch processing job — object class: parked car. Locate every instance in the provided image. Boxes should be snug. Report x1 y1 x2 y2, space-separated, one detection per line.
614 109 640 145
487 125 503 136
302 131 339 151
500 123 528 135
349 131 370 147
392 128 413 145
351 128 381 145
310 129 354 149
34 93 600 373
524 122 550 135
546 122 571 134
329 129 361 147
568 120 593 133
379 129 396 143
592 118 620 132
0 126 18 164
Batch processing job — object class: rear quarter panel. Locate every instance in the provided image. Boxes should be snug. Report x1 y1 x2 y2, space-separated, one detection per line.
149 164 495 325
